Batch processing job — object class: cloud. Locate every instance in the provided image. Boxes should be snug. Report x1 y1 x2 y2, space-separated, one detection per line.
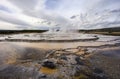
8 0 59 27
0 0 120 30
0 21 18 30
70 8 120 29
0 11 30 26
23 7 70 27
9 0 38 11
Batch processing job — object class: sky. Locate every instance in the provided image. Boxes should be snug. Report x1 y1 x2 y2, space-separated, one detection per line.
0 0 120 30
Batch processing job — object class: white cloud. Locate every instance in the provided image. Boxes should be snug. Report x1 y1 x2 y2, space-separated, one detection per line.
0 0 119 30
0 11 30 26
0 21 18 30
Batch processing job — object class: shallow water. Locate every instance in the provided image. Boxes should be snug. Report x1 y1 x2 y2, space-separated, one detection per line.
101 49 120 58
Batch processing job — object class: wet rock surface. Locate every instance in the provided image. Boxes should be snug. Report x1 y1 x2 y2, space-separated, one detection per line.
42 59 56 69
88 48 120 79
0 65 43 79
0 43 119 79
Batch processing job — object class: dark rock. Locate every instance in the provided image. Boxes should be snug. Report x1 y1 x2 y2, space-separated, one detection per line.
92 73 108 79
38 74 47 79
75 56 84 65
93 68 103 74
94 35 97 37
42 60 56 69
60 55 67 60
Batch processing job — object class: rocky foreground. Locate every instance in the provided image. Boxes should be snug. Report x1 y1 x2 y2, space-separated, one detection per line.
0 43 120 79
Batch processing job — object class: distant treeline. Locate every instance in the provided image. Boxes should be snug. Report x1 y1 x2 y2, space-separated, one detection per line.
79 27 120 33
0 30 48 34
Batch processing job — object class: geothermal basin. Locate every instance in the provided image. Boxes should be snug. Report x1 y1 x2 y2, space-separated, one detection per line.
0 32 120 79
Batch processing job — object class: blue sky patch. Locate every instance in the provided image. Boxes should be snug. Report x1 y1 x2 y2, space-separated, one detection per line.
0 5 12 13
45 0 61 10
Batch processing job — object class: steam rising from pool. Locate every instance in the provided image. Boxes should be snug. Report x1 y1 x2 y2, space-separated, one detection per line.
0 29 99 42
